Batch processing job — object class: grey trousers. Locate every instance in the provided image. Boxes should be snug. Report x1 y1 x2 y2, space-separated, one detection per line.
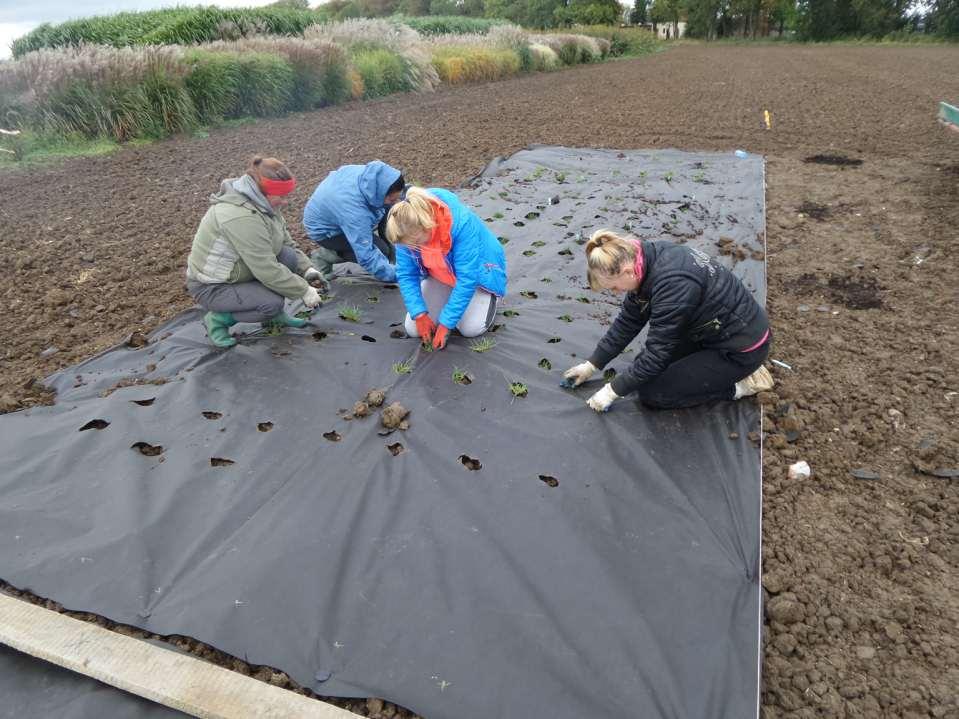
403 277 497 338
187 247 299 323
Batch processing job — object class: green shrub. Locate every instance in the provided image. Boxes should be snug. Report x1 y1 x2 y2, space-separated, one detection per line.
234 53 296 117
184 50 243 123
350 47 411 98
572 25 660 56
399 15 509 36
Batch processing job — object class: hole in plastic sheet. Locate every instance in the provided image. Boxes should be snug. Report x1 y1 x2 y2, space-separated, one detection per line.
323 431 342 442
488 324 503 333
386 442 404 456
557 315 573 323
202 411 222 420
538 358 552 370
531 240 546 247
513 221 525 227
576 296 591 304
502 310 519 317
522 250 536 257
312 332 327 341
131 441 163 456
604 368 617 381
558 248 573 256
257 422 273 432
520 291 538 299
539 475 559 488
547 337 562 344
390 329 406 339
459 455 482 471
525 212 540 220
210 457 234 467
361 335 377 343
131 398 155 406
497 237 509 245
79 419 109 431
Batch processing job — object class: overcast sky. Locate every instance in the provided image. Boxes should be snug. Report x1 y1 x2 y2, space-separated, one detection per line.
0 0 281 59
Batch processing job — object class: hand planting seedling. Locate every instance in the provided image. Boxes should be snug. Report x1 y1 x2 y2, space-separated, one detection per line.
469 337 496 353
338 304 363 322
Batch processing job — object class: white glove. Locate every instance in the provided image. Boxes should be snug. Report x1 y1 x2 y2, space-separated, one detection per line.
304 267 322 282
302 286 322 309
563 360 597 387
587 383 619 413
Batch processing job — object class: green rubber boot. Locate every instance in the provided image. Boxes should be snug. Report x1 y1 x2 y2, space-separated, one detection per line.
309 246 343 283
203 312 237 348
262 312 308 331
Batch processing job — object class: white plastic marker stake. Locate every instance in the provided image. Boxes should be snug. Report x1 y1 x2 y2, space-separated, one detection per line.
771 359 792 371
763 110 771 130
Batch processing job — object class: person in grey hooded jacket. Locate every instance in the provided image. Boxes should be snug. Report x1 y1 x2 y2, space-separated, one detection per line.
302 161 405 283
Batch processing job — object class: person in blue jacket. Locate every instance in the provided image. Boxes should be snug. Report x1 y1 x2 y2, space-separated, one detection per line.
302 161 405 283
385 187 507 350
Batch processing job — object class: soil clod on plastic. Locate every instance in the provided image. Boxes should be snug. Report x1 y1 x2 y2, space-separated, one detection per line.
79 419 109 431
459 454 482 471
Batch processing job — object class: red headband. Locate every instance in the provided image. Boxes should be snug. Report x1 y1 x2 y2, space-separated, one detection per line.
260 176 296 197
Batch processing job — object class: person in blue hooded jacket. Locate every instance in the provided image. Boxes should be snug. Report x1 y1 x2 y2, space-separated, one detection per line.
385 187 507 350
302 161 405 283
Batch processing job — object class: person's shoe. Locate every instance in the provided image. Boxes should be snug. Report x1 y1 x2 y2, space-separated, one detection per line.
734 365 774 399
309 246 344 282
262 312 308 331
203 312 237 348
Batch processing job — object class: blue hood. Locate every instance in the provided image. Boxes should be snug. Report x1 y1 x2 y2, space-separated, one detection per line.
358 161 402 209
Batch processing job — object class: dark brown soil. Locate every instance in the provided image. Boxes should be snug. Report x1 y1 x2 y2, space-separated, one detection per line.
2 44 959 717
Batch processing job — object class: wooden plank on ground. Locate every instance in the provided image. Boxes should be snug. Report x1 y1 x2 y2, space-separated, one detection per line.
0 592 363 719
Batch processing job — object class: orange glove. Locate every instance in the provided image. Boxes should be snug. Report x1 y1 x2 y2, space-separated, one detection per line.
431 324 450 350
414 313 435 344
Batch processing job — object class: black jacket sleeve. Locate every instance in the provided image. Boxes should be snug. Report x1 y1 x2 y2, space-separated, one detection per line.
610 276 702 396
588 292 651 369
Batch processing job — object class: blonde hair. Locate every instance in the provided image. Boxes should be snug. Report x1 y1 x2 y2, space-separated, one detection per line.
585 230 638 291
386 187 436 245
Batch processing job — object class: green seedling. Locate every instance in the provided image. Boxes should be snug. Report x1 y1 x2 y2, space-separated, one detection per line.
663 171 674 184
338 304 362 323
557 315 573 323
508 381 528 398
393 360 413 374
523 250 537 257
493 212 504 219
555 172 566 183
604 368 617 381
498 191 509 199
294 310 312 319
470 337 496 353
576 175 588 183
502 309 520 317
577 296 591 304
520 291 538 299
452 367 472 385
638 171 648 181
692 171 706 183
531 240 546 247
525 212 540 220
498 236 509 245
540 277 552 283
526 167 546 181
538 358 552 370
366 295 379 304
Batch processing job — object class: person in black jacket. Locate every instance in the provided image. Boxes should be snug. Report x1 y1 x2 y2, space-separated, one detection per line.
563 230 774 412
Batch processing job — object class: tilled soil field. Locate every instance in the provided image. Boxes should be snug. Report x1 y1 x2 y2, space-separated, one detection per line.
1 44 958 718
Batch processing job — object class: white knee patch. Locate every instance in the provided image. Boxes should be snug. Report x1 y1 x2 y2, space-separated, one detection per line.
404 314 418 337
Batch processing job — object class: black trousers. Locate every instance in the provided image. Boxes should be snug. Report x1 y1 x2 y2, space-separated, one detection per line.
317 216 396 264
636 335 771 409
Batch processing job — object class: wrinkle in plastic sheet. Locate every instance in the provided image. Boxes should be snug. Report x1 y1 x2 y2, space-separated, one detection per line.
0 147 765 719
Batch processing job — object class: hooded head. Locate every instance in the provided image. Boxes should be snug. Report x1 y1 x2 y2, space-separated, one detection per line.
358 161 404 210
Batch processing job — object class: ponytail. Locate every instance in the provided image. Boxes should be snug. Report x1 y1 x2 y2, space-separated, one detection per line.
386 186 437 245
246 155 293 182
585 230 638 291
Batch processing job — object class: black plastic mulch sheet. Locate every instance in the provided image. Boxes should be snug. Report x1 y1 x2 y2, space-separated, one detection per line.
0 147 765 719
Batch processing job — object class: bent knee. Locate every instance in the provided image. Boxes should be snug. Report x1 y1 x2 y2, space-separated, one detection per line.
457 320 489 338
404 314 418 337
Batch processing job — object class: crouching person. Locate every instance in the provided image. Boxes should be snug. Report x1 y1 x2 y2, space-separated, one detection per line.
564 230 773 411
387 187 507 350
186 156 324 348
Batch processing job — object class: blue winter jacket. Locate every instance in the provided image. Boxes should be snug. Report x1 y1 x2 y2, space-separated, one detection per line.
396 188 507 331
302 161 400 282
